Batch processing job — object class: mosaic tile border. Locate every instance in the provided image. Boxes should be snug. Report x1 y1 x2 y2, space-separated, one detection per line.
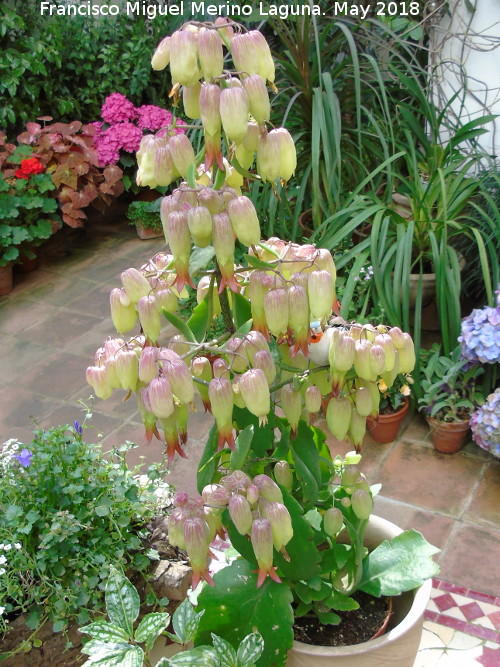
425 579 500 645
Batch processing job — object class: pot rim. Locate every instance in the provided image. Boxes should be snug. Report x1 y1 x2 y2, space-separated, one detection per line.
290 515 432 656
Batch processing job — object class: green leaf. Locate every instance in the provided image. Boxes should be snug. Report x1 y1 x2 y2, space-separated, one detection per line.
359 530 440 597
196 424 219 494
172 598 205 645
79 620 129 643
230 425 254 472
303 508 323 531
187 297 209 343
211 633 237 665
289 421 321 506
134 612 171 650
105 566 140 637
162 308 197 343
243 254 276 271
195 559 294 667
156 646 217 666
236 632 265 666
81 640 143 666
317 610 341 626
95 505 110 516
189 246 215 275
233 291 252 330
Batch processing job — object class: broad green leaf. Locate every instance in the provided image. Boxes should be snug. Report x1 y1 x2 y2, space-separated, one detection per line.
172 598 205 645
156 646 217 666
196 424 219 494
289 421 321 506
211 633 237 665
105 566 140 637
233 291 252 330
230 425 254 472
79 620 129 642
304 508 323 531
187 297 209 343
162 308 197 343
134 612 171 650
359 530 440 597
236 632 265 666
324 589 359 611
317 610 341 626
195 559 294 667
81 640 143 666
232 406 274 458
189 246 215 275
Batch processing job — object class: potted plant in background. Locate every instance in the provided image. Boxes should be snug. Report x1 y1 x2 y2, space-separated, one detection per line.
367 373 412 444
419 346 485 453
127 199 164 239
84 20 440 665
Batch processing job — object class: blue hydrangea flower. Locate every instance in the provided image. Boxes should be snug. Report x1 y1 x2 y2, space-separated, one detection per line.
459 304 500 364
470 389 500 458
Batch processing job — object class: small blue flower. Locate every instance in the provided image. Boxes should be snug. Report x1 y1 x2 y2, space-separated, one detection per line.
13 449 33 467
73 420 83 435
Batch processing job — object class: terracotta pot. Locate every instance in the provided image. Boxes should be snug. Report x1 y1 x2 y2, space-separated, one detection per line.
287 515 432 667
0 263 14 296
298 209 313 238
426 416 470 454
14 253 40 274
367 398 410 443
408 272 436 308
135 222 164 240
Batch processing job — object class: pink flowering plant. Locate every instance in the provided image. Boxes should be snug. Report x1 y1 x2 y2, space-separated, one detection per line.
86 21 439 665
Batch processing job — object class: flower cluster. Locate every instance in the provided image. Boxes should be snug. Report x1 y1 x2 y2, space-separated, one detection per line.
354 265 374 282
470 388 500 457
169 470 293 589
93 94 186 167
459 302 500 364
14 157 44 180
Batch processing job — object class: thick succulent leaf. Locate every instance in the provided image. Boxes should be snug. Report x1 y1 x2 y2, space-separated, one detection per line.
134 612 171 650
189 246 215 275
105 566 140 637
79 619 129 642
359 530 440 597
187 297 209 343
233 291 252 330
195 559 294 667
230 425 254 471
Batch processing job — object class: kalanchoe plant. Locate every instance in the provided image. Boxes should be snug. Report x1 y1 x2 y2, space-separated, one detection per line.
0 139 60 266
87 20 439 664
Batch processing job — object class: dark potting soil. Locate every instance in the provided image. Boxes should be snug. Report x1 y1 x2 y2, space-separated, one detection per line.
293 591 390 646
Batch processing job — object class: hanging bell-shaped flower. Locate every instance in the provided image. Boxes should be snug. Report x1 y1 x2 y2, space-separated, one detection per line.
227 195 261 247
326 396 352 441
169 30 201 87
239 369 270 425
110 288 137 334
151 36 170 71
243 74 270 122
220 86 250 145
197 28 223 81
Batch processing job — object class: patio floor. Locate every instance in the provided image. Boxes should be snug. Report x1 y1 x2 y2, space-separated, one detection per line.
1 205 499 665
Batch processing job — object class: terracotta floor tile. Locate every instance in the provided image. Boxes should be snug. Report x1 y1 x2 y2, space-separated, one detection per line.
0 386 61 430
463 462 500 530
0 337 52 382
20 310 101 347
14 352 90 400
21 275 99 307
401 414 433 447
0 297 59 335
376 441 485 517
438 523 500 597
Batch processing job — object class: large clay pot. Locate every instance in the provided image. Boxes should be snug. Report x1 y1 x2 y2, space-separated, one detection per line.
426 416 470 454
287 516 432 667
0 263 14 296
367 398 410 443
408 272 436 308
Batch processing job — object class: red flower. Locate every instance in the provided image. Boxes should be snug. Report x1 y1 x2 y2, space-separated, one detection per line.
15 157 44 179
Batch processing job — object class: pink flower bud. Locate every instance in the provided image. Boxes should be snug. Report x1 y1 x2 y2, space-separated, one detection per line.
251 518 281 588
369 345 386 376
264 287 289 337
121 268 151 304
288 285 310 356
256 129 280 182
230 32 259 77
253 349 276 384
351 489 373 520
169 30 201 87
389 327 405 349
212 211 235 268
225 337 249 373
168 507 188 549
329 332 355 372
323 507 343 537
229 493 253 535
136 135 158 188
154 145 178 187
305 385 321 415
198 29 223 81
227 195 261 247
208 377 234 450
155 288 178 314
274 128 297 181
167 211 194 292
243 75 270 122
115 348 139 391
274 461 293 492
221 470 251 492
169 335 190 356
168 134 196 178
199 83 222 135
138 295 161 342
374 333 396 372
244 330 271 364
214 16 234 42
253 474 283 503
139 346 158 383
239 368 270 425
183 516 214 588
248 30 275 82
314 249 337 281
162 358 195 405
187 206 213 248
248 271 274 336
354 339 375 381
326 396 351 441
191 356 212 411
261 501 293 550
281 384 302 436
246 484 260 506
220 86 249 145
202 483 231 508
86 365 113 400
355 386 373 418
147 376 174 419
398 333 416 374
197 186 223 214
213 358 230 379
349 409 367 451
308 270 334 320
110 288 137 334
183 82 201 119
151 35 170 70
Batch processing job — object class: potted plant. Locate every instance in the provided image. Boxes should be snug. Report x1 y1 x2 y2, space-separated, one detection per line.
0 140 61 293
367 373 412 443
418 346 485 453
127 199 164 239
0 417 169 664
85 20 439 665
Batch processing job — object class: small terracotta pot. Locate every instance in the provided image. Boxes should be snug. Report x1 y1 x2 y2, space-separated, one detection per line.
0 263 14 296
426 416 470 454
14 253 40 274
135 222 164 240
367 398 409 444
